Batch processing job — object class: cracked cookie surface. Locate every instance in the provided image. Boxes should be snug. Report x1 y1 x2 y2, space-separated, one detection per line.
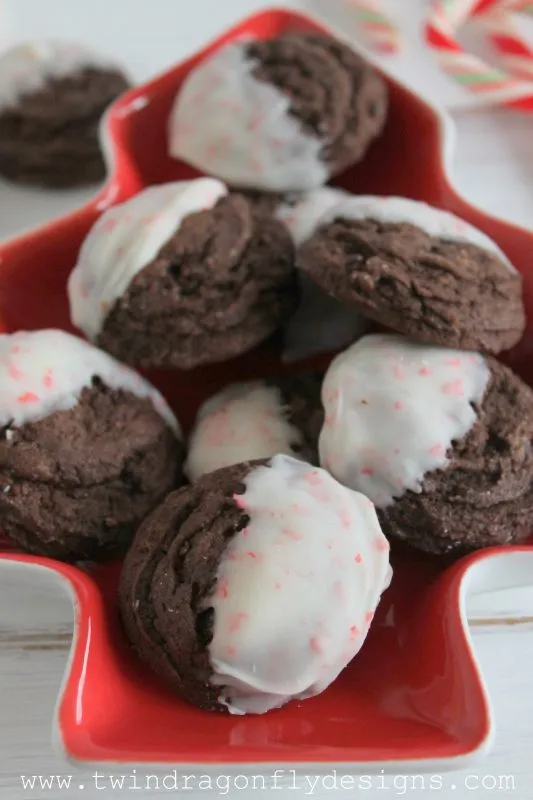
299 218 525 354
98 194 298 369
0 381 183 561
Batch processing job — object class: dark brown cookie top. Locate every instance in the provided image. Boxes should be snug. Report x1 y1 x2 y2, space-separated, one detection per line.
427 358 533 505
379 358 533 554
299 217 525 354
378 483 533 555
98 194 298 369
0 381 183 561
0 67 129 124
248 33 388 176
119 462 256 711
0 67 129 187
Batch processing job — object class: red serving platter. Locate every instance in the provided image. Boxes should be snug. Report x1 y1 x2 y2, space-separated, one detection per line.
0 7 532 771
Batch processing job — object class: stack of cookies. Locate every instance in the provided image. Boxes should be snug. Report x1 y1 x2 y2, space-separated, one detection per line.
0 28 530 718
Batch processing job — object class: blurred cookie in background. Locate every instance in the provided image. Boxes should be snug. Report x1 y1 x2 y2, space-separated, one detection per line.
0 41 130 188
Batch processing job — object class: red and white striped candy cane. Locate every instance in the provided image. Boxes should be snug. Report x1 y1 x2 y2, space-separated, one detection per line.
346 0 402 54
426 0 533 111
476 0 533 80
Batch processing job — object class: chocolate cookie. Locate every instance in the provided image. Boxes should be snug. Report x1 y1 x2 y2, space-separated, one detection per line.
185 371 324 481
299 196 525 355
319 333 533 555
0 42 129 188
168 33 387 191
0 330 183 561
69 179 298 370
120 455 391 714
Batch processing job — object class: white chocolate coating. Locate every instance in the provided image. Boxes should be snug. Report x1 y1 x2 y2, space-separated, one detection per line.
207 455 391 715
0 329 178 431
316 195 512 265
68 178 227 340
185 382 303 482
319 334 490 507
168 42 328 192
0 41 116 112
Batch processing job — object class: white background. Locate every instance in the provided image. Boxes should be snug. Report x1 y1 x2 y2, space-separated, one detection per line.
0 1 532 798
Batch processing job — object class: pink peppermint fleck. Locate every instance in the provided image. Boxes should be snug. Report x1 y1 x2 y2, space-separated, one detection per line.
311 488 330 503
216 578 229 599
233 493 247 510
7 362 23 381
290 502 311 516
282 527 303 541
339 509 352 530
100 217 119 233
354 553 363 564
249 114 264 131
393 401 403 410
304 471 322 487
349 625 359 638
228 612 248 633
419 366 431 376
42 369 53 388
309 636 325 654
325 388 340 404
17 391 39 404
250 156 263 173
429 442 444 457
393 365 406 380
365 611 374 623
445 357 462 368
361 466 374 476
442 379 464 396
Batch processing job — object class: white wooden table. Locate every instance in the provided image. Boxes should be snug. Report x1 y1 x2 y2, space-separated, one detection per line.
0 2 532 798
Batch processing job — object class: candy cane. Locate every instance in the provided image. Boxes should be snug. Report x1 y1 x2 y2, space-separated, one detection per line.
426 0 533 111
346 0 402 54
476 0 533 80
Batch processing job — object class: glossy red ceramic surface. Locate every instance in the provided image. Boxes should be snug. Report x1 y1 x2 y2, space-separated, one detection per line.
0 6 531 767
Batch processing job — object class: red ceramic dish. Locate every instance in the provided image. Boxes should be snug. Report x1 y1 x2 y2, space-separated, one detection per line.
0 6 532 770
